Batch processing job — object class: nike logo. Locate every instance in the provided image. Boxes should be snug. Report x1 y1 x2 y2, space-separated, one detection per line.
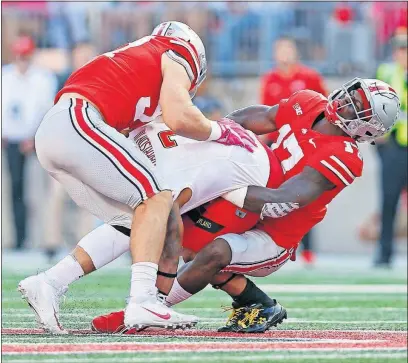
309 138 316 148
142 307 171 320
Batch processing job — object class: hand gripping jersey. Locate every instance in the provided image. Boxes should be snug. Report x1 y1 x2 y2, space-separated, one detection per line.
184 90 364 252
55 36 202 131
129 120 273 214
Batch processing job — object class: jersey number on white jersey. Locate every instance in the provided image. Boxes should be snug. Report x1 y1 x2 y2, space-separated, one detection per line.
158 130 178 148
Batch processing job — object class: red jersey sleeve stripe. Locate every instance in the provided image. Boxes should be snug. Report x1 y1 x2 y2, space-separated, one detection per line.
320 160 351 186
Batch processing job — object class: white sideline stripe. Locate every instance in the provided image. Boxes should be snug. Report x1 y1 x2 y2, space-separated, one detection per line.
3 352 407 362
3 348 407 357
5 340 406 347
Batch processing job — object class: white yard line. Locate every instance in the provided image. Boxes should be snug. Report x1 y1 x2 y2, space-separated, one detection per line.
3 350 407 360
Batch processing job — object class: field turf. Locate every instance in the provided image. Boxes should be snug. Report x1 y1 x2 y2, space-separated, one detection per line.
2 253 407 362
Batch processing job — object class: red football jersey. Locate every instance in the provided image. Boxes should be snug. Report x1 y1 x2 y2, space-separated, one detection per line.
55 35 201 131
258 90 364 248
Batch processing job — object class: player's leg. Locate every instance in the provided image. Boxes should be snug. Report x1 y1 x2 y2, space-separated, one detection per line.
167 230 290 332
37 98 195 328
376 142 407 267
91 212 185 334
21 98 187 331
91 230 289 334
156 202 184 295
19 173 191 333
17 170 133 333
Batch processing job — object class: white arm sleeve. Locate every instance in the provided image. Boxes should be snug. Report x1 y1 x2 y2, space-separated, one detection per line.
261 202 300 219
222 186 248 208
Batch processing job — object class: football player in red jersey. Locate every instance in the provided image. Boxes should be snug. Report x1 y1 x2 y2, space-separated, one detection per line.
91 78 401 333
18 21 256 334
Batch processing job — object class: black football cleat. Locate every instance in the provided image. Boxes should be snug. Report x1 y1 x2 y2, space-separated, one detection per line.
217 302 249 332
218 301 287 333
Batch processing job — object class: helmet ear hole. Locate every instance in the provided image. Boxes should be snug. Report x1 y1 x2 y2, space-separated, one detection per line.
365 131 373 137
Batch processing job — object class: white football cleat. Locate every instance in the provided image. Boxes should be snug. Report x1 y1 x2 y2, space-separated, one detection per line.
124 294 199 330
18 273 68 334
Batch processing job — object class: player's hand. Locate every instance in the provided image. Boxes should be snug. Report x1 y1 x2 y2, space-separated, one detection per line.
214 118 258 152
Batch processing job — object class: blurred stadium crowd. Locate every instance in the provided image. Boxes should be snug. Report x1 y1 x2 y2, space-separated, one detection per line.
1 1 407 267
2 1 407 73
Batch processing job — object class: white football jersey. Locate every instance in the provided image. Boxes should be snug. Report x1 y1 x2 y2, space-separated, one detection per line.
129 120 270 214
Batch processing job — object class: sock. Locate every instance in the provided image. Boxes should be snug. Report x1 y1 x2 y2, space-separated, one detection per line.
130 262 158 302
232 279 276 307
165 278 192 306
44 255 84 289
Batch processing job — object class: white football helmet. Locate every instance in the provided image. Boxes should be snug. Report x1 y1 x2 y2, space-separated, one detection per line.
152 21 207 95
325 78 401 143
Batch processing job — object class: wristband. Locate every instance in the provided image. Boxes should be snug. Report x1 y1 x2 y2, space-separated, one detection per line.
206 121 222 141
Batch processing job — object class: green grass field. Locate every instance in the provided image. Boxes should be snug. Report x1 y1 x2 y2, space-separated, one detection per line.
2 255 407 363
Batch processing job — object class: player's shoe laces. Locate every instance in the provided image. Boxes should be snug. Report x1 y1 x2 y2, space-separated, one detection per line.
218 303 247 332
218 300 287 333
124 291 198 330
17 273 68 334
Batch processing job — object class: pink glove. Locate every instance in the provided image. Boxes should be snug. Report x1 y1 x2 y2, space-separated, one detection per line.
212 118 258 152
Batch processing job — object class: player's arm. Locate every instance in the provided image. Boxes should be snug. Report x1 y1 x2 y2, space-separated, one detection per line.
243 166 335 217
160 54 216 141
225 104 279 135
160 54 256 151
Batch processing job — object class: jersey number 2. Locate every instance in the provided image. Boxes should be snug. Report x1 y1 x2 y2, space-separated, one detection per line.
158 130 178 149
271 124 304 174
